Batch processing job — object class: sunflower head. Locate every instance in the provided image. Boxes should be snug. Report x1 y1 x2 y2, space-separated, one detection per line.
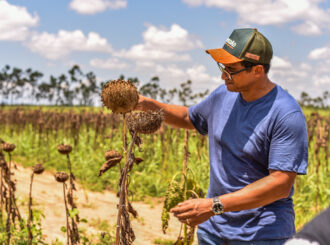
127 110 164 134
101 79 139 113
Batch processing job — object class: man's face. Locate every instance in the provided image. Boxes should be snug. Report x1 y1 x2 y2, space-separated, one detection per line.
220 62 255 92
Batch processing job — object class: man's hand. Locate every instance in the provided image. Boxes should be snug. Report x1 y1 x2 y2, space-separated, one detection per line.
134 95 157 111
170 198 214 226
134 94 195 129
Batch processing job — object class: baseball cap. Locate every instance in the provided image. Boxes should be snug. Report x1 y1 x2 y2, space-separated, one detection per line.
206 28 273 65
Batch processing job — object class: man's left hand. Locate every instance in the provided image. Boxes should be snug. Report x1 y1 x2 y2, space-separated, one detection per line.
170 198 214 226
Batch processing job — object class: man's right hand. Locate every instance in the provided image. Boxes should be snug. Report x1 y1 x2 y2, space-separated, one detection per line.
134 94 195 130
134 95 158 112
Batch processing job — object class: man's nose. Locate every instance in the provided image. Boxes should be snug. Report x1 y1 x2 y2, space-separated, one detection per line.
221 72 229 80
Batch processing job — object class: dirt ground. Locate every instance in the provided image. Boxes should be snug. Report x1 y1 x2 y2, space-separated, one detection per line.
13 164 197 244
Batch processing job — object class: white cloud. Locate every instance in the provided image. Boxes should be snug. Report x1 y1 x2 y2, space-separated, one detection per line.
25 30 112 60
0 0 39 41
69 0 127 15
312 75 330 86
271 56 292 69
155 64 186 78
308 46 330 60
267 54 330 98
115 24 203 62
308 45 330 76
187 64 218 83
291 20 322 36
136 62 218 92
142 24 204 52
116 44 191 61
299 62 312 71
90 57 129 69
182 0 330 35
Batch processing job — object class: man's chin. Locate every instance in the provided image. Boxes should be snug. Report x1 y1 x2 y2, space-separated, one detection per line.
225 83 238 92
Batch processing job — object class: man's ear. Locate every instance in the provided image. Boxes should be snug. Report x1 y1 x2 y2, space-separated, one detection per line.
254 65 264 75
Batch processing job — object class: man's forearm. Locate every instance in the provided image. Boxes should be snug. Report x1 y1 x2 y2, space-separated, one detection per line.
219 170 296 212
136 96 195 129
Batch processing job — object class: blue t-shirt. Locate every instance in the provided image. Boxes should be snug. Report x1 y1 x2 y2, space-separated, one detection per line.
188 84 308 241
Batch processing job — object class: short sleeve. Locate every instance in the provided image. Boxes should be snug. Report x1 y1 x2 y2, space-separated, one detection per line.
268 111 308 174
188 90 217 135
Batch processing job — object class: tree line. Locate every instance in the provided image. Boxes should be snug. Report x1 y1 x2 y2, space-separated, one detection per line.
0 65 208 107
298 91 330 109
0 64 329 108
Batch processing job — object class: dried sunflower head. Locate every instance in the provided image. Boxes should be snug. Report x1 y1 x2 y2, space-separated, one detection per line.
33 164 45 175
1 143 16 153
104 150 122 161
126 110 163 134
101 79 139 113
57 144 72 154
54 172 69 182
99 150 123 176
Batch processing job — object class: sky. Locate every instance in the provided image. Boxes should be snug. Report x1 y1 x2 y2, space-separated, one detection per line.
1 0 330 103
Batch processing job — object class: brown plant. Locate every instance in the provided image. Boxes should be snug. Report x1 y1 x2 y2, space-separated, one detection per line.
55 172 69 183
101 79 139 113
33 163 45 175
57 144 73 155
99 150 123 176
1 143 16 153
27 164 45 245
126 110 164 134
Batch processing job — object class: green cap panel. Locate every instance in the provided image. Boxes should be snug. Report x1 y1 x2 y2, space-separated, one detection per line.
222 28 273 64
241 31 273 64
222 29 254 59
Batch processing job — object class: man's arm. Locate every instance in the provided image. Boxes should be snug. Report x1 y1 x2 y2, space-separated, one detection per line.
135 95 195 129
170 170 297 226
219 170 296 212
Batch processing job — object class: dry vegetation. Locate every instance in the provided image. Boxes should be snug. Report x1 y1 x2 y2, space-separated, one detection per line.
0 86 329 244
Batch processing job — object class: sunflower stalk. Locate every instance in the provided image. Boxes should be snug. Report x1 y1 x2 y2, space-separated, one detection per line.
116 131 137 245
182 130 191 245
27 173 34 245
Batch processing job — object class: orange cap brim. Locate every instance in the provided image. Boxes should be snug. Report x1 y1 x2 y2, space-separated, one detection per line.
206 48 242 65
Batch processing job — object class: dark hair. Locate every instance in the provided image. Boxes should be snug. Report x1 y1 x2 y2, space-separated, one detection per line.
242 60 270 74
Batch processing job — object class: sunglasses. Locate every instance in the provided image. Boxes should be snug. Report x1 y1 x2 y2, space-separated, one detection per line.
217 62 252 80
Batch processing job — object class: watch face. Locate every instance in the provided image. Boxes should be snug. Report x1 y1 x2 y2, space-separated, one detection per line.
212 199 224 215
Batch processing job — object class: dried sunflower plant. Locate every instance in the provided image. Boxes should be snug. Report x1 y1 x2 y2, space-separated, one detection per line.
57 144 80 244
27 163 45 245
1 142 23 245
100 79 164 245
54 171 78 245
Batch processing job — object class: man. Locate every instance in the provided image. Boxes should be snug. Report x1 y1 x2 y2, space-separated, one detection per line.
135 28 308 245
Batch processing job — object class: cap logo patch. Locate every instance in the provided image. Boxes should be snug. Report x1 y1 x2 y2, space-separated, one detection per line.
245 52 260 61
225 38 236 49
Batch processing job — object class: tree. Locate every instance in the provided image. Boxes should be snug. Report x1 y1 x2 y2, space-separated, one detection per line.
0 65 43 105
139 76 160 99
177 80 209 106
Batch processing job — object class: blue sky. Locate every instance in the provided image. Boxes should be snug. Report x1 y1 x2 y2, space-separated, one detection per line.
1 0 330 103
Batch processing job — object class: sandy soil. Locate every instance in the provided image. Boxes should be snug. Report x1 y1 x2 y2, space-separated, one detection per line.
12 164 197 244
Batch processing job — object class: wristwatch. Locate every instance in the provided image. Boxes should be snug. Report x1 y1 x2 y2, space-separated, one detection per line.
211 196 224 215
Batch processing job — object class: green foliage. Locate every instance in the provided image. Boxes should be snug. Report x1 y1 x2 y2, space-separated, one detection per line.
69 208 79 219
161 174 205 234
0 211 45 244
162 181 184 234
1 106 329 233
154 238 175 245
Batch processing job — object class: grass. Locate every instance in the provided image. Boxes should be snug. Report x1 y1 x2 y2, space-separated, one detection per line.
154 238 175 245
